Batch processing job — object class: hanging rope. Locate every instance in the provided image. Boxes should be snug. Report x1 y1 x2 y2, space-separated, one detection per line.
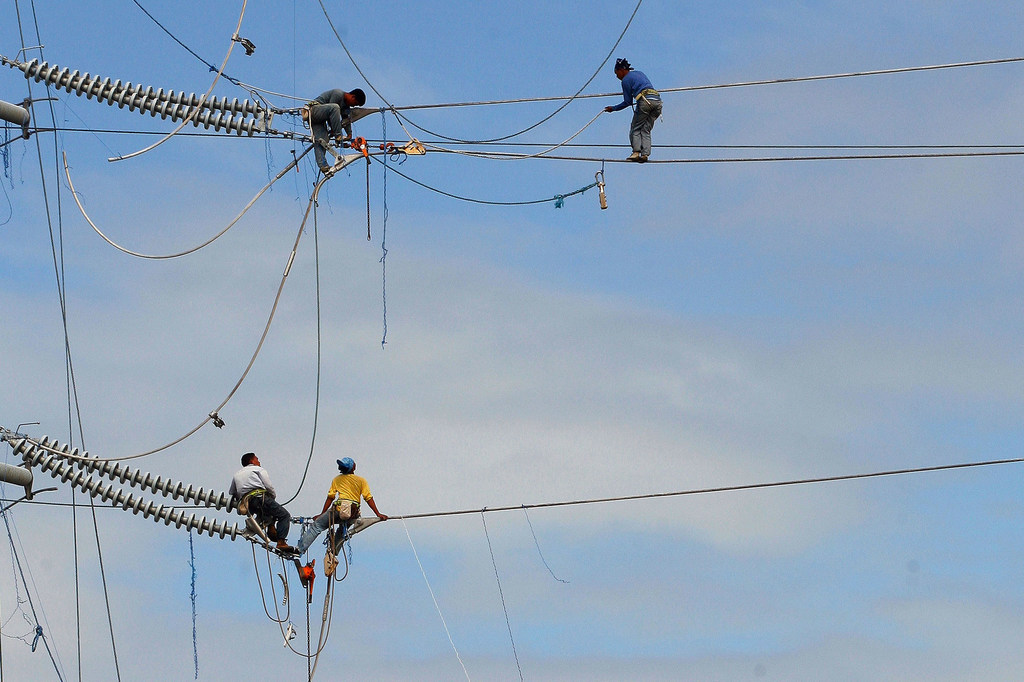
521 507 569 584
400 518 471 681
188 531 199 680
481 512 523 681
380 112 389 347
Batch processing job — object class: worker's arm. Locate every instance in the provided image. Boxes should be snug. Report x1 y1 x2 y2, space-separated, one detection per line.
319 495 334 515
365 497 388 520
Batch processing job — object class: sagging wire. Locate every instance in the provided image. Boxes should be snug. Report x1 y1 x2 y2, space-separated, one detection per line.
109 0 252 162
279 197 323 507
370 153 598 208
42 167 332 462
64 145 312 260
317 0 644 144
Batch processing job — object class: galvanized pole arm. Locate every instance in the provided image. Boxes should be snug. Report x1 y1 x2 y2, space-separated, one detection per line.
0 97 30 138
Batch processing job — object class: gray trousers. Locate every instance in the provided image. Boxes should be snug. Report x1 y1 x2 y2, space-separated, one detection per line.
629 96 662 156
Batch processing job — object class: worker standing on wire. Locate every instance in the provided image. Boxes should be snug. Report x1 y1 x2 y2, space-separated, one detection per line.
229 452 297 554
603 58 662 162
305 88 367 175
296 457 387 576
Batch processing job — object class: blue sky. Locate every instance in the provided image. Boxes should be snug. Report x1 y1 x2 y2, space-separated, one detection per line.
2 1 1024 680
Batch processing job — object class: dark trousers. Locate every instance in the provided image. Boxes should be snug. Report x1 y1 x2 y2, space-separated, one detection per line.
249 493 290 543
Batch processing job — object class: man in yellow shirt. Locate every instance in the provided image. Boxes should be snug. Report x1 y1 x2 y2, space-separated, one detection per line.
295 457 387 570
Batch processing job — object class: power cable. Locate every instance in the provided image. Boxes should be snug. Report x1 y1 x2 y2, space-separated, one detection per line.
64 145 311 260
396 455 1024 520
439 148 1024 164
279 198 323 507
384 56 1024 111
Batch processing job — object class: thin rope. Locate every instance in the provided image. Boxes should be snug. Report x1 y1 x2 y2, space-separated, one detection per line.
188 531 199 680
318 0 642 144
109 0 250 162
380 112 388 347
481 512 523 681
399 518 471 681
396 455 1024 520
64 146 311 260
521 507 569 584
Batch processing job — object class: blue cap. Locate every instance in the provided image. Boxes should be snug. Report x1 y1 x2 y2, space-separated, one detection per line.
337 457 355 474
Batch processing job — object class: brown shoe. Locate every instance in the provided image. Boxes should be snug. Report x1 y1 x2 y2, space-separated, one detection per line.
276 542 297 554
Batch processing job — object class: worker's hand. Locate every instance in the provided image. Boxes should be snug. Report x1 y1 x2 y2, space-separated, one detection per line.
603 106 614 113
377 514 389 521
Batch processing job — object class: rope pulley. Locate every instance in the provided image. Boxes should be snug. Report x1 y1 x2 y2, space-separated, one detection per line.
595 170 608 210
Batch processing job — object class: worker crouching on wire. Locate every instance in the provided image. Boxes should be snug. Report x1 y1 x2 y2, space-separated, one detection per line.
603 57 662 162
306 87 367 175
229 452 297 554
295 457 388 576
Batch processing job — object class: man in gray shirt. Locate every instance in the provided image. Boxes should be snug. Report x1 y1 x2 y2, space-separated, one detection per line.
229 452 296 553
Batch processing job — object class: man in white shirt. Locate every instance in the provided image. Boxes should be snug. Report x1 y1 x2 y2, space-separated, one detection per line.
229 452 296 553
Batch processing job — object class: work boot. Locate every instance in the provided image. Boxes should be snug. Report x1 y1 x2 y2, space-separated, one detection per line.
638 154 649 163
276 541 297 555
324 551 338 577
626 151 642 162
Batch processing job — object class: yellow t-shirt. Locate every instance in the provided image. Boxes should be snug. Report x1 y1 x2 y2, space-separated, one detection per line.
328 474 372 505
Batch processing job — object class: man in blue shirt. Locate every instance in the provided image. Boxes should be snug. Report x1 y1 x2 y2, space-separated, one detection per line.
604 58 662 162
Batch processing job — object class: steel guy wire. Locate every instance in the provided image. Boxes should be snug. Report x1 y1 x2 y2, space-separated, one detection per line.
395 455 1024 521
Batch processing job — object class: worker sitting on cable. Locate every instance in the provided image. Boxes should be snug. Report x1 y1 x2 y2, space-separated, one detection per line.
229 452 297 554
295 457 387 575
306 87 367 175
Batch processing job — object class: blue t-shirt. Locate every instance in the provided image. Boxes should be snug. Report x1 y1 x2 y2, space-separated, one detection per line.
610 70 656 111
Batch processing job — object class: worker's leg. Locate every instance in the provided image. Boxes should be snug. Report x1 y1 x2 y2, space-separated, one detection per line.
634 98 661 157
309 103 341 169
259 497 291 544
296 510 331 554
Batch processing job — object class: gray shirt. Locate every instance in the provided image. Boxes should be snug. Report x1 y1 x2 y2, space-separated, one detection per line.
228 464 276 499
